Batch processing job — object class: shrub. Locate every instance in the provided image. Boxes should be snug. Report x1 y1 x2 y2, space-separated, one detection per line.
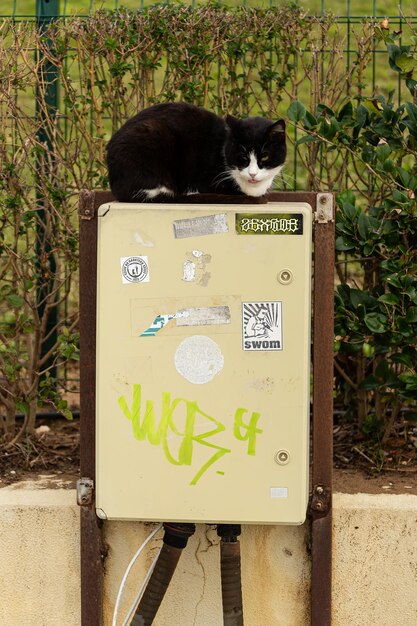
289 24 417 440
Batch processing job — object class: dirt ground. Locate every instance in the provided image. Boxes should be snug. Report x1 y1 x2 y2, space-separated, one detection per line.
0 416 416 494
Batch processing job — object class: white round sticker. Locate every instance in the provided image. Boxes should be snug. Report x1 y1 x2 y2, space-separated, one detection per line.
121 256 149 283
174 336 224 384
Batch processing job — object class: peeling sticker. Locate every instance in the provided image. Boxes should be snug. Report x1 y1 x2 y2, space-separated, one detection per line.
174 336 224 384
182 250 211 286
176 306 230 326
121 256 150 284
134 232 154 247
140 314 175 337
182 260 196 282
173 214 228 239
139 307 230 337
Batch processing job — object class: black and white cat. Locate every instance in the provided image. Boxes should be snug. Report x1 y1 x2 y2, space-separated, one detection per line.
106 102 286 202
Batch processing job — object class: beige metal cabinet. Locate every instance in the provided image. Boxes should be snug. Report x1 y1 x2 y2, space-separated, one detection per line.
96 202 312 524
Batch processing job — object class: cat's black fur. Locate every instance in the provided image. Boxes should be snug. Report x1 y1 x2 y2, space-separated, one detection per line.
106 102 286 202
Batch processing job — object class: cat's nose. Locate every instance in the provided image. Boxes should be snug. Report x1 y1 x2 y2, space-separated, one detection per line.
249 173 257 180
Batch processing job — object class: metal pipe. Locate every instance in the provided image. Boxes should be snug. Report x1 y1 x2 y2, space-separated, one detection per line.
217 525 244 626
132 522 195 626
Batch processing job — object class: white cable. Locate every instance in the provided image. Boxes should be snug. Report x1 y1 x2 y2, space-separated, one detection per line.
122 549 161 626
112 523 163 626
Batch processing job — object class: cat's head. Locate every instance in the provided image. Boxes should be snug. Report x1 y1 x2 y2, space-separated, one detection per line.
224 115 286 197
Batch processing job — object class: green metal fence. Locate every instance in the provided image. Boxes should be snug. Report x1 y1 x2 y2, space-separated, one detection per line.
1 0 412 19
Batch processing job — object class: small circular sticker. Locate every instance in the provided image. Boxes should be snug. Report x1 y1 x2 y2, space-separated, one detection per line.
174 335 224 384
121 256 149 283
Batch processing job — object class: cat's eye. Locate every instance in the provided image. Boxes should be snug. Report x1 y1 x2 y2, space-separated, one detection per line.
261 154 269 162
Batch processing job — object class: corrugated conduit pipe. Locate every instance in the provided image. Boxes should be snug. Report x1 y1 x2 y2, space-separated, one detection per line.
131 522 196 626
217 524 244 626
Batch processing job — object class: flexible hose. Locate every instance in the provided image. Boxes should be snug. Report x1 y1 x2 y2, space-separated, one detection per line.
132 522 195 626
218 525 244 626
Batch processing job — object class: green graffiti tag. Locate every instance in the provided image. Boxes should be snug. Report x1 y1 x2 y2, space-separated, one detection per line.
118 384 263 485
233 408 262 456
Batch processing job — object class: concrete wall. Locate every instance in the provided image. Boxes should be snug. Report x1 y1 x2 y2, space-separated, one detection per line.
0 480 416 625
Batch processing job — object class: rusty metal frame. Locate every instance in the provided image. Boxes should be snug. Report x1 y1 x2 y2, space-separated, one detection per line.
78 190 334 626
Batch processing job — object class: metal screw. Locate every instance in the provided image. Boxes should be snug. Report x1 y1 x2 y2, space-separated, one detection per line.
316 486 324 495
84 209 90 215
316 501 323 510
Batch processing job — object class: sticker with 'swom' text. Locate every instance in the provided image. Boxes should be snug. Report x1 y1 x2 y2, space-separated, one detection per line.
242 301 283 351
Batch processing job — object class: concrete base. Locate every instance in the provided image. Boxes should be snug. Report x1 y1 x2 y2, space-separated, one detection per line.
0 480 416 625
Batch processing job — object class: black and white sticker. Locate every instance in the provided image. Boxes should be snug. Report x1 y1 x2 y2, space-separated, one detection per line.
242 301 283 351
121 256 150 284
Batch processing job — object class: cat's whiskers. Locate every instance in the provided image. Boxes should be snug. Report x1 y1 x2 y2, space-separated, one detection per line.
278 167 296 189
131 189 148 201
212 168 235 189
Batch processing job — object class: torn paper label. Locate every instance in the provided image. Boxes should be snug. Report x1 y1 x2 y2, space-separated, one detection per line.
176 306 230 326
139 306 231 336
140 314 175 337
182 250 211 285
173 214 228 239
182 260 196 282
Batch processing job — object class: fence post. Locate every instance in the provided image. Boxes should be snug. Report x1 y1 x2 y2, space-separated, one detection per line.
35 0 60 380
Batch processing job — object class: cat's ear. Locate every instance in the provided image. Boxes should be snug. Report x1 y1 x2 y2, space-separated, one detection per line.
267 119 286 138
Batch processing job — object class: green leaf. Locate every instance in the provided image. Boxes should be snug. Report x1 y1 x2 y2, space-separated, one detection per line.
395 53 417 73
337 101 353 123
376 143 391 162
340 201 357 220
6 294 24 308
406 78 417 98
62 409 74 421
287 100 306 123
387 43 403 71
335 236 355 251
304 111 318 129
378 293 400 305
296 134 317 145
405 101 417 125
356 104 368 129
350 289 377 310
364 312 388 333
391 353 414 368
406 306 417 322
385 274 402 288
399 371 417 391
357 212 371 239
359 375 380 390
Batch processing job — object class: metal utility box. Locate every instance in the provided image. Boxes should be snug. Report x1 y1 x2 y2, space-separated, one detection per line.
96 202 312 524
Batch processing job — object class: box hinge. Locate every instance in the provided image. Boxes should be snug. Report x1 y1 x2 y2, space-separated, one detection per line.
79 190 96 220
309 484 331 516
77 477 94 506
315 193 334 223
